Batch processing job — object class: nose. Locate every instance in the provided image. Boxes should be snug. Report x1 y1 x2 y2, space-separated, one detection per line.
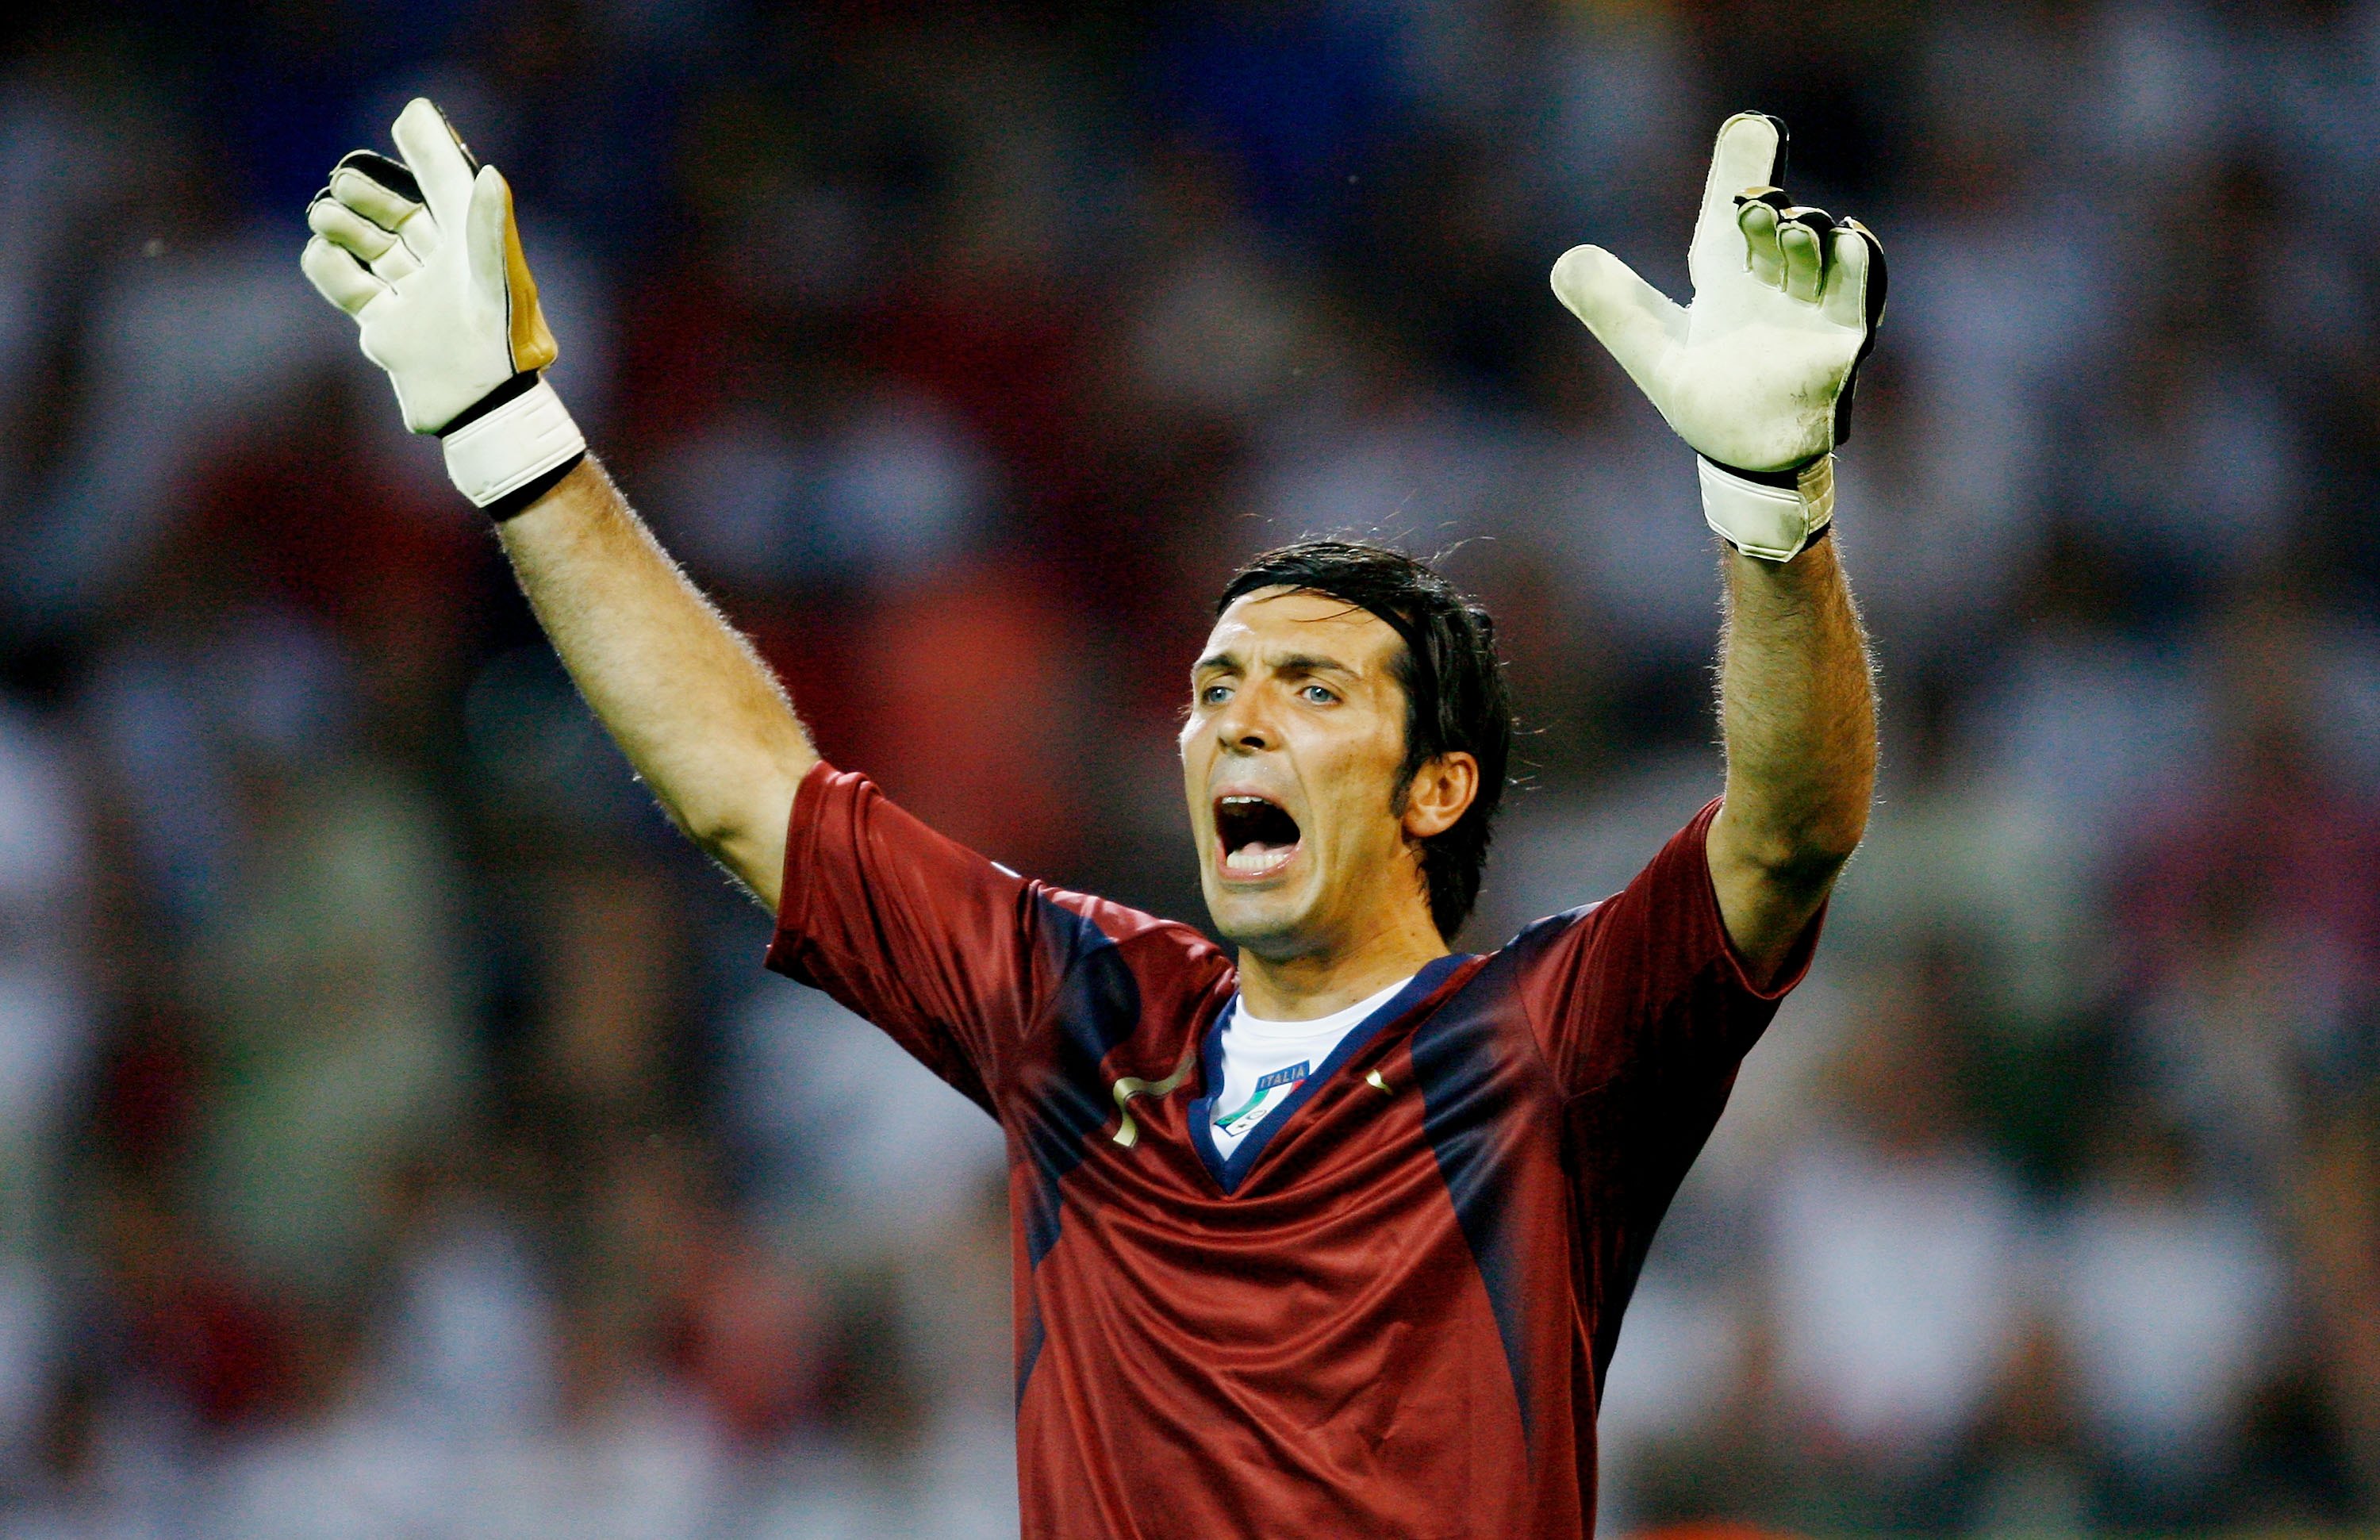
1211 688 1273 755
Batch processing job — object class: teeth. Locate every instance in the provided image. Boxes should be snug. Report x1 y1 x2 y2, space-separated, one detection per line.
1223 844 1294 876
1215 794 1296 878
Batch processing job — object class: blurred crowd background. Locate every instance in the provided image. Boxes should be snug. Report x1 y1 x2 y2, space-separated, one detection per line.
2 0 2379 1535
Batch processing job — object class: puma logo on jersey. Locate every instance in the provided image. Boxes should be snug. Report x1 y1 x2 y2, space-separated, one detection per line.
1111 1045 1200 1147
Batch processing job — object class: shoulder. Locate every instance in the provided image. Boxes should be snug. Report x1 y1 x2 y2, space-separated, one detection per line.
1495 903 1602 963
1006 885 1234 1085
1031 884 1235 995
1484 797 1730 977
1468 902 1608 993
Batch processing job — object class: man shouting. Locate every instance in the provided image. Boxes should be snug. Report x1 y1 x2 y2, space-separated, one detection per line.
303 100 1882 1538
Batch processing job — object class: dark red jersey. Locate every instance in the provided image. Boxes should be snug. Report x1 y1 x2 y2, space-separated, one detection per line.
765 763 1818 1538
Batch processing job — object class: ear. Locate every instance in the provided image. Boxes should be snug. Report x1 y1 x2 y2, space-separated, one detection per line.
1400 752 1480 840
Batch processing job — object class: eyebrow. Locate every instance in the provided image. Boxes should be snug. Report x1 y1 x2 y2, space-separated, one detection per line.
1192 648 1357 678
1269 651 1356 678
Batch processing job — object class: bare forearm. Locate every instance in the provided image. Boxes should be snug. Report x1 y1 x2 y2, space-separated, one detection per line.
496 456 815 905
1707 535 1876 969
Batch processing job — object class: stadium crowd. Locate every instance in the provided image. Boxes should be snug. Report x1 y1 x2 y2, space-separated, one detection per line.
2 0 2378 1534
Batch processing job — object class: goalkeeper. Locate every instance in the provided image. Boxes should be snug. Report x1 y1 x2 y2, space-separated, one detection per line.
304 102 1881 1538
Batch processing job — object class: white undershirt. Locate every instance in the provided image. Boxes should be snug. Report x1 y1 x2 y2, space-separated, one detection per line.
1208 975 1415 1158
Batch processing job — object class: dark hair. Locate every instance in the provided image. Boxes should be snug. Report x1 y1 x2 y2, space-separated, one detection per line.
1216 540 1513 939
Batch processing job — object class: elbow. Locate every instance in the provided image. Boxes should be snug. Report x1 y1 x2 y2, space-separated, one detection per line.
680 797 772 873
645 779 736 858
681 765 806 897
677 807 789 910
1723 802 1869 895
1798 802 1871 872
1750 840 1859 901
683 811 749 866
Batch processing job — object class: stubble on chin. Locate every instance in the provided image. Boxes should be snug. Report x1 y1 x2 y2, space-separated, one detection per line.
1211 896 1326 965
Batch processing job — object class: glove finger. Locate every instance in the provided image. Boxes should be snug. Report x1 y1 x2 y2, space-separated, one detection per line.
308 193 396 262
1550 244 1687 389
301 234 386 316
312 193 425 281
1818 225 1869 329
466 164 561 374
1825 223 1888 447
1737 198 1785 288
1691 113 1784 279
390 98 481 235
328 156 436 259
1779 217 1825 301
328 152 421 219
1823 219 1887 333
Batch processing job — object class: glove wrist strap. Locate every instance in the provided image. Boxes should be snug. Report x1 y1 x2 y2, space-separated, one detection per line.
440 376 586 512
1697 454 1833 562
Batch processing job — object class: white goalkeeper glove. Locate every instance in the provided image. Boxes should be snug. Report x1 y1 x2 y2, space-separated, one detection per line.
300 98 585 514
1551 112 1887 562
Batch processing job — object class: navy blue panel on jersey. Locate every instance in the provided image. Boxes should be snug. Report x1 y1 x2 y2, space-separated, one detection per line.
1409 960 1535 1444
1016 898 1146 1267
1012 898 1148 1405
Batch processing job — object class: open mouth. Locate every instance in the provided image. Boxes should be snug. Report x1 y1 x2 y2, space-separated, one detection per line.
1214 794 1302 879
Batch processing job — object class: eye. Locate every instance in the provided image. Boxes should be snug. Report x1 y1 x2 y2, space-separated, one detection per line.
1200 683 1233 706
1299 684 1337 705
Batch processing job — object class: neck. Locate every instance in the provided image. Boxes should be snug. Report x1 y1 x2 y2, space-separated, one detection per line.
1235 902 1450 1022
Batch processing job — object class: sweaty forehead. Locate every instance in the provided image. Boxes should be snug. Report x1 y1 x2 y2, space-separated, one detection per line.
1200 586 1403 671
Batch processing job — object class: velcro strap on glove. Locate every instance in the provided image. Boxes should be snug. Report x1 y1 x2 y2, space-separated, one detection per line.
1696 454 1834 563
440 377 585 510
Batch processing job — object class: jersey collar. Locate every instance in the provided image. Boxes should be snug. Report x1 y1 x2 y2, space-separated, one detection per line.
1188 951 1474 1196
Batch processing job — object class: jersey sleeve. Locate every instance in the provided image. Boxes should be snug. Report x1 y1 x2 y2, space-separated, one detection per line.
1509 797 1821 1101
763 762 1069 1117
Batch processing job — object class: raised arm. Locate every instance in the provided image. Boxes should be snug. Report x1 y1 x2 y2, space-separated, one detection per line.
1706 538 1875 979
301 99 809 905
497 459 813 906
1551 110 1886 976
